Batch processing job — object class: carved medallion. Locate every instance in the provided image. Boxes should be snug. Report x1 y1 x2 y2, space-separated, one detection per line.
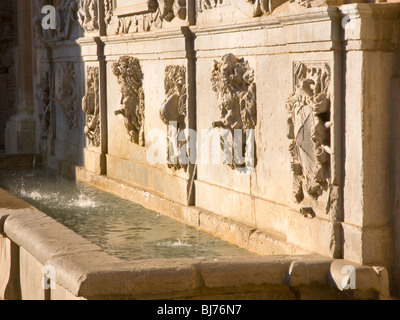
82 67 100 147
211 53 257 170
112 56 145 146
159 65 188 171
285 62 332 203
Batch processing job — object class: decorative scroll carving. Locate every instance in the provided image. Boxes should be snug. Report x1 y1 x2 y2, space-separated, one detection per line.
159 65 188 171
82 67 100 147
77 0 99 31
112 56 145 146
55 62 79 129
211 53 257 170
115 0 186 34
285 62 332 203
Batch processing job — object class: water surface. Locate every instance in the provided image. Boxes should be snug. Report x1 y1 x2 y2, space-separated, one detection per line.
0 167 253 261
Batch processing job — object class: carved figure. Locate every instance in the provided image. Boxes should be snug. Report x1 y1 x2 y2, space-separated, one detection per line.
211 53 257 169
77 0 99 31
55 62 79 128
159 65 188 171
112 56 145 146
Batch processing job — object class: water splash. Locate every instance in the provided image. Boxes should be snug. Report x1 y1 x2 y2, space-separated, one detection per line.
156 239 193 248
68 192 97 208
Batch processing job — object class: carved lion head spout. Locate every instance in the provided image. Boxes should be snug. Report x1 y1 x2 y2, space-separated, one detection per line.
112 56 145 147
211 53 257 170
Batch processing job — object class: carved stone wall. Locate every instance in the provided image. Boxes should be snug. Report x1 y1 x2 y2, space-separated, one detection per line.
0 0 16 151
7 0 400 297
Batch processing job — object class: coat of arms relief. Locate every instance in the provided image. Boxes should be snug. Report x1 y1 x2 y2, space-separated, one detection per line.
285 62 332 204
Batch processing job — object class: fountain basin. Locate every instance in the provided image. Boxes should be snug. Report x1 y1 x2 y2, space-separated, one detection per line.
0 170 389 300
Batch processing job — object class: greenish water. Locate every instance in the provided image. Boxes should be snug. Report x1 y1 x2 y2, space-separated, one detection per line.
0 167 253 261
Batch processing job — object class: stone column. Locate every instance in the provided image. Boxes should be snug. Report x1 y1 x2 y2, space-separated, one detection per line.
5 0 36 154
340 3 400 271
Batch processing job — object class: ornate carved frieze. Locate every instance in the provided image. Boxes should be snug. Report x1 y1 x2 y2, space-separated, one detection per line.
77 0 99 32
159 65 188 171
198 0 225 12
82 67 100 147
112 56 145 146
55 62 79 129
211 53 257 170
228 0 286 17
285 62 332 203
115 0 187 34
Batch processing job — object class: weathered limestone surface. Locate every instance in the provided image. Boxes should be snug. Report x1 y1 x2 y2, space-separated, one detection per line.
2 0 400 298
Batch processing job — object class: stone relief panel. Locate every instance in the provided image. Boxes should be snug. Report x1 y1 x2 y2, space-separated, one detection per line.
77 0 99 32
111 0 187 34
104 0 113 24
54 0 79 40
82 66 100 147
112 56 145 146
55 62 79 129
285 62 332 203
36 69 52 139
159 65 188 171
198 0 226 12
211 53 257 170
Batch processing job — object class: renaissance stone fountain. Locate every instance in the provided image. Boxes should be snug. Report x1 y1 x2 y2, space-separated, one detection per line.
1 0 400 300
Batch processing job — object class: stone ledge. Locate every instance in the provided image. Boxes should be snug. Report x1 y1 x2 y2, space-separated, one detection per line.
0 186 392 299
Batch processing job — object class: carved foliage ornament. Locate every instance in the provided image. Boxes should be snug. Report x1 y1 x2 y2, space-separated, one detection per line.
82 67 100 147
211 53 257 170
112 56 145 146
159 65 188 171
285 62 332 203
55 62 79 129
